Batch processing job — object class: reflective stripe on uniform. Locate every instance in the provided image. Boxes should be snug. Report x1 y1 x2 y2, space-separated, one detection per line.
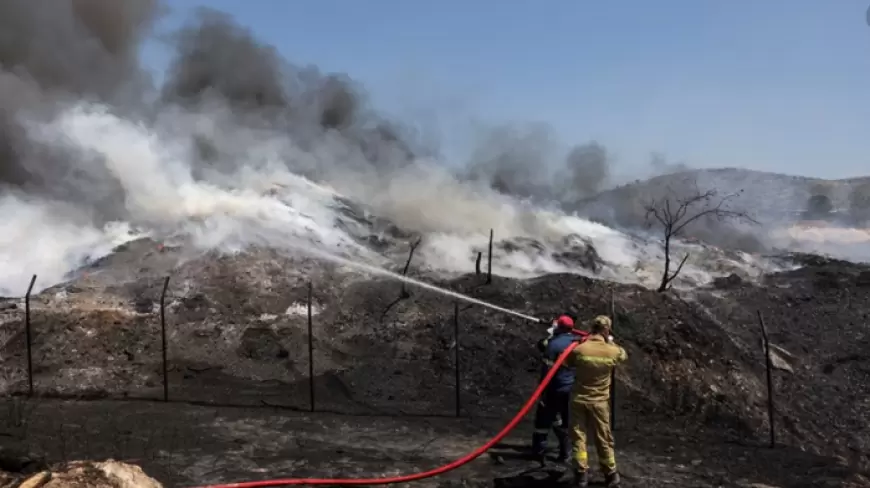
575 355 621 366
534 428 550 434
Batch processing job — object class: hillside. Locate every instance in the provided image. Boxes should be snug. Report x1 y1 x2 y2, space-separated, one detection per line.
576 168 870 261
0 244 868 486
584 168 870 223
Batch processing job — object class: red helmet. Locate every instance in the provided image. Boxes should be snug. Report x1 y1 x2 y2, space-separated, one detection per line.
554 315 574 329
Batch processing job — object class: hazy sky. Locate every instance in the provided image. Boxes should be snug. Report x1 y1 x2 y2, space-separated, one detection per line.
141 1 870 180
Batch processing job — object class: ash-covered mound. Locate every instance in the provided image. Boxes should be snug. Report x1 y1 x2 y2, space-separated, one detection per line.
1 246 868 477
695 258 870 463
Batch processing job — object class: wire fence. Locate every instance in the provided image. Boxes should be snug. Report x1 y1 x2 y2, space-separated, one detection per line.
3 273 474 417
0 259 778 445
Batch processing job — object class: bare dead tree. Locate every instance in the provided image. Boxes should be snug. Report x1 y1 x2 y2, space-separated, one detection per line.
644 184 756 292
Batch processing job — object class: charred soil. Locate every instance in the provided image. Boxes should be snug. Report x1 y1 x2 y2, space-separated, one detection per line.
0 243 867 486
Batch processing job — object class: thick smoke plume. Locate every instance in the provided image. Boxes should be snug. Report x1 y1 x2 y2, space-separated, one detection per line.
461 125 698 213
0 0 159 212
0 2 851 297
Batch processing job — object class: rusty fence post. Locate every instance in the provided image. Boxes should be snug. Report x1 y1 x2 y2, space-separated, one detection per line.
160 276 170 402
308 282 315 412
486 229 493 284
24 274 36 397
756 310 776 448
454 302 461 417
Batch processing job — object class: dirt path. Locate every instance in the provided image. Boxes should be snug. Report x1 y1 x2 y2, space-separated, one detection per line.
0 398 863 488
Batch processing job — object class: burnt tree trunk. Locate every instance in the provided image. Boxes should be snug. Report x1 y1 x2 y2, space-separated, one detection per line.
658 234 672 292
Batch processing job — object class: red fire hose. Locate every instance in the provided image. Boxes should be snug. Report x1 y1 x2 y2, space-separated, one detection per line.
191 341 579 488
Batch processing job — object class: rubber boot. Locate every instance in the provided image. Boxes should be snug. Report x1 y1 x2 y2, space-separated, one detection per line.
572 469 589 487
604 471 621 487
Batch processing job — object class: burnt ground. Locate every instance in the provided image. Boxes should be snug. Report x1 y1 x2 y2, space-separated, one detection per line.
0 241 868 486
0 397 864 488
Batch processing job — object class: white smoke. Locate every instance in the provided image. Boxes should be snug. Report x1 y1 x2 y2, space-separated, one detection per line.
0 101 793 297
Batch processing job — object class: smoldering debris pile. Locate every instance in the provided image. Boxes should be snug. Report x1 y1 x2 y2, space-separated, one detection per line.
1 240 869 471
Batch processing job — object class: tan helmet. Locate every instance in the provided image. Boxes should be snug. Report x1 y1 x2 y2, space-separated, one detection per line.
591 315 612 333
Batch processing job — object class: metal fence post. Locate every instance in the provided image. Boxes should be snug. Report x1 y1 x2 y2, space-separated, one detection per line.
454 302 461 417
756 310 776 448
486 229 493 284
160 276 170 402
24 275 36 397
308 282 315 412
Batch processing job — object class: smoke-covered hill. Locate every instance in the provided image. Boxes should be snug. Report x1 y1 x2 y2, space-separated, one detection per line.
0 1 865 299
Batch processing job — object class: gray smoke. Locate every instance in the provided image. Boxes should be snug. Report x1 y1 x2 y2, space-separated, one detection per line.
161 8 289 110
463 123 558 201
0 0 160 214
0 1 698 225
0 2 771 265
461 125 700 213
160 7 416 184
555 141 611 204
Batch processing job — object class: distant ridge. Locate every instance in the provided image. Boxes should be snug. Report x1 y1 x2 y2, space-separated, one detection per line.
580 167 870 226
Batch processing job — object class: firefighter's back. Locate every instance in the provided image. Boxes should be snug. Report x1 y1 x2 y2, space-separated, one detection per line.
570 335 627 403
544 332 576 392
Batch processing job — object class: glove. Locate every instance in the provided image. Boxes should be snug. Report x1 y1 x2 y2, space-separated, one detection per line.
607 335 614 344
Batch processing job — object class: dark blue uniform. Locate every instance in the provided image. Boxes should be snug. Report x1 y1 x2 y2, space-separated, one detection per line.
530 329 576 459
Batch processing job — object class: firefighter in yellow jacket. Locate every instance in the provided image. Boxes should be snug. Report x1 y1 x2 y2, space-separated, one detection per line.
564 315 626 487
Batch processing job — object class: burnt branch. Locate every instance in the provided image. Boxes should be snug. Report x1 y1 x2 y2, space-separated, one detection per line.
380 294 405 323
400 238 422 298
381 237 423 320
662 253 690 291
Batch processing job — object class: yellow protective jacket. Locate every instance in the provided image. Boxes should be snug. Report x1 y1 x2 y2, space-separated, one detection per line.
565 334 627 404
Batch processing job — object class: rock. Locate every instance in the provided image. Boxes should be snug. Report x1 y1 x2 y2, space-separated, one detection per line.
712 273 743 289
93 460 162 488
19 471 50 488
41 460 162 488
